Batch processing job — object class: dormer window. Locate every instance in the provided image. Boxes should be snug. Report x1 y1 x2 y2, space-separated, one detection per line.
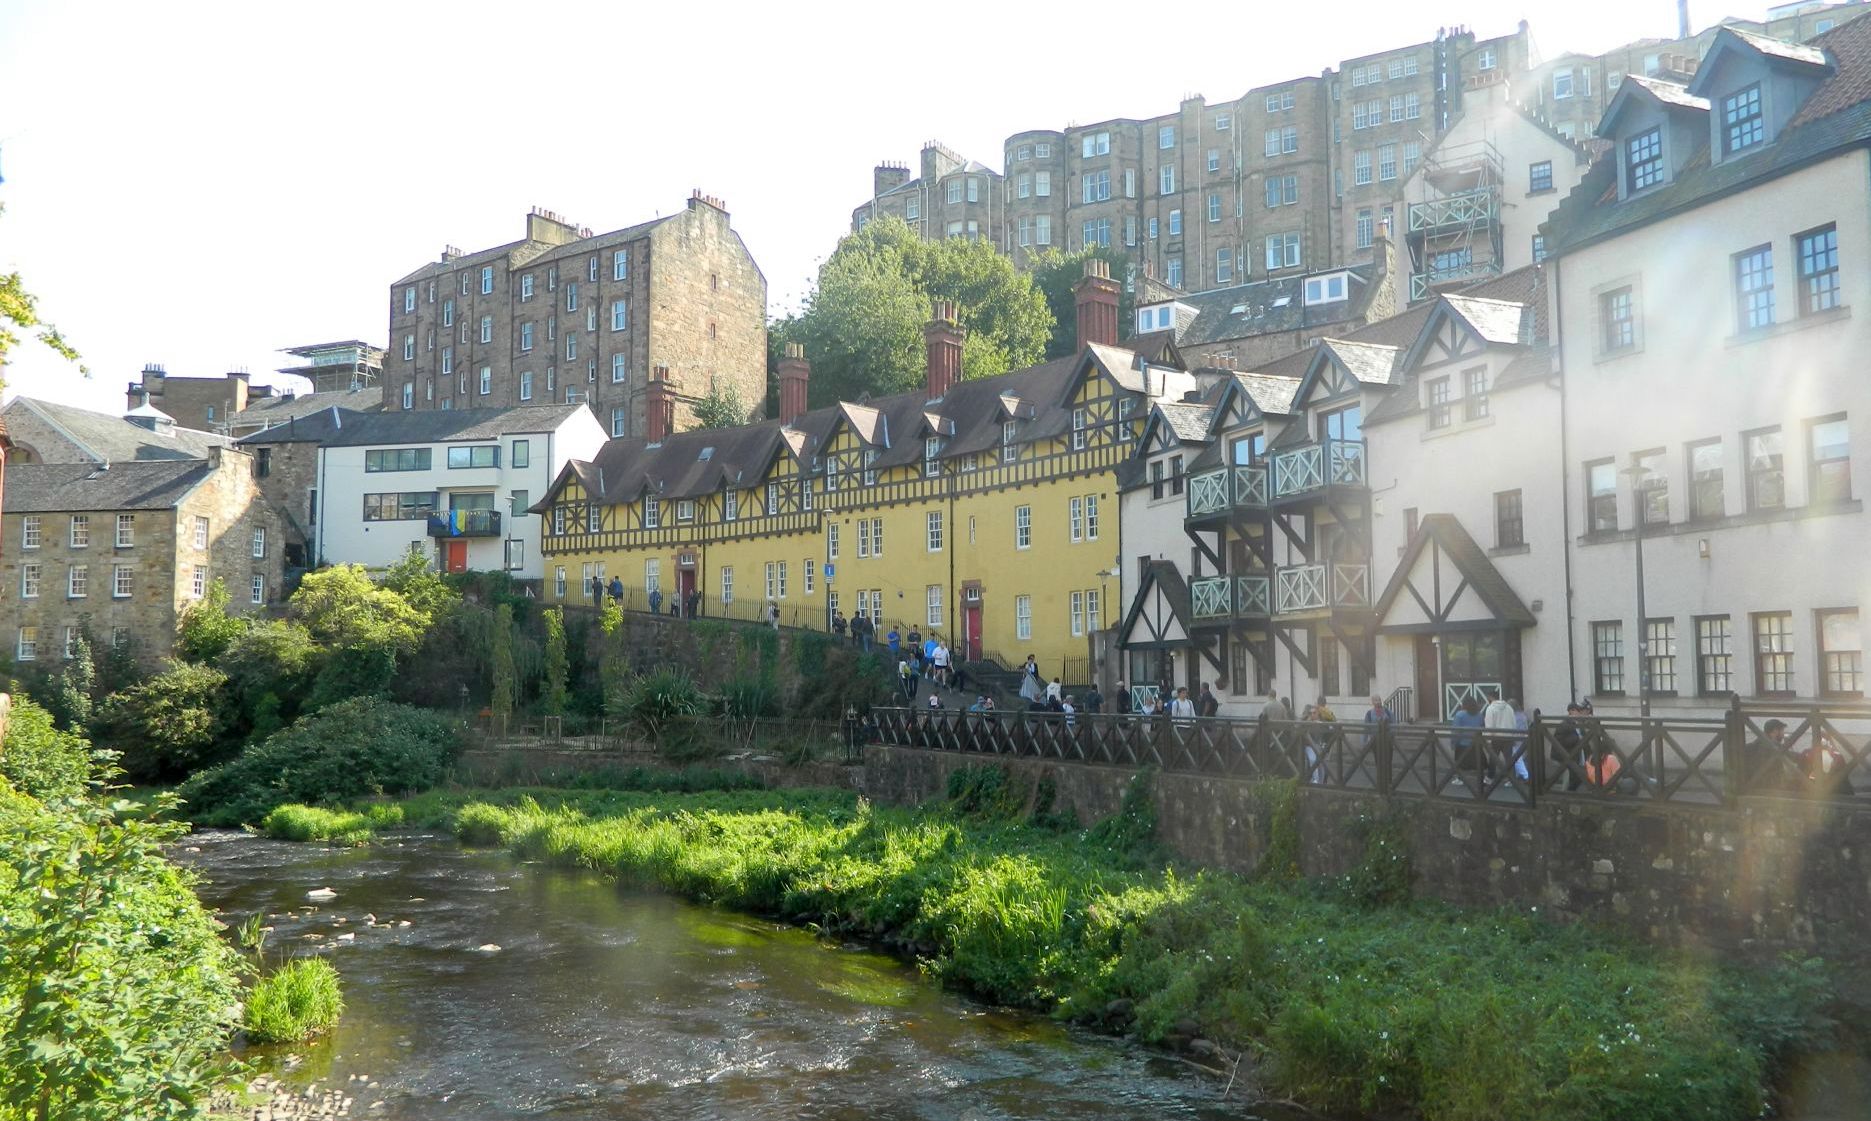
924 436 942 477
1723 84 1764 154
1627 128 1664 193
1303 273 1349 305
863 448 879 486
1002 419 1018 463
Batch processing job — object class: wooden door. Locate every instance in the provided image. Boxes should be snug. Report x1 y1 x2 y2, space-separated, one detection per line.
963 603 982 663
445 541 468 574
1414 634 1439 722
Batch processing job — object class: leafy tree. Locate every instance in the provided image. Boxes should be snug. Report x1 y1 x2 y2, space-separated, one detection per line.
0 790 243 1121
489 603 517 727
0 695 93 801
306 645 398 711
46 631 96 732
1029 245 1138 358
288 565 426 656
96 630 146 696
175 579 245 664
688 381 749 429
381 544 461 623
215 618 321 727
542 607 569 716
91 662 233 783
773 217 1052 404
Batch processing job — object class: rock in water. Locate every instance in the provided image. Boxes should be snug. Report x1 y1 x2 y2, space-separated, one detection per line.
474 943 501 953
306 887 338 902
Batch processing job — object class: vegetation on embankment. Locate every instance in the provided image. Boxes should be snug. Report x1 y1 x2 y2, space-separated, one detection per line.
242 959 345 1045
264 769 1840 1121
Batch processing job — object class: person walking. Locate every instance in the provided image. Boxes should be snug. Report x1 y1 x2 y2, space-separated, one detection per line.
1083 682 1104 715
886 625 902 658
1483 695 1517 781
607 575 624 604
1168 686 1197 722
831 609 847 641
767 601 781 630
1115 681 1132 717
1045 676 1063 705
1197 682 1220 718
648 586 663 616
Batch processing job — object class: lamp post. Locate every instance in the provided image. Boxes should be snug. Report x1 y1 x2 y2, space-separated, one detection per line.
1619 464 1652 719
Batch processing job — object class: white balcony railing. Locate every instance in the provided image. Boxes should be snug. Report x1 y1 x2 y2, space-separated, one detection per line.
1187 463 1271 519
1190 576 1232 620
1235 574 1271 616
1187 469 1230 517
1273 562 1370 613
1271 438 1367 499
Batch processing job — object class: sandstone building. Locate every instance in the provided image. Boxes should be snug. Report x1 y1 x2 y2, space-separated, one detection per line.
124 340 386 438
0 445 283 667
387 194 766 442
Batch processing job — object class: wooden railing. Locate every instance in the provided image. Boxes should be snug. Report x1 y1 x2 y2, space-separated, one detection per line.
867 700 1871 810
1186 464 1269 520
1271 438 1366 500
1273 562 1369 613
1191 573 1273 622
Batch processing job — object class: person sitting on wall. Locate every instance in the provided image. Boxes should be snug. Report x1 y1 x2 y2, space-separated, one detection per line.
1550 703 1589 791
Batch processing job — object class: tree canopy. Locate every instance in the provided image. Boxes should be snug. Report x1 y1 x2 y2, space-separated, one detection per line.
0 204 85 382
1028 245 1138 359
772 218 1053 406
688 381 749 430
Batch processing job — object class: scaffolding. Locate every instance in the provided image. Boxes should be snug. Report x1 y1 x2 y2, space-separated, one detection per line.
1406 139 1505 302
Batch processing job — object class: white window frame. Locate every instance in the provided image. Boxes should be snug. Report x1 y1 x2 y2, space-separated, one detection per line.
1015 504 1031 549
21 515 40 549
1070 496 1084 542
17 627 37 662
927 510 943 552
113 564 132 598
612 300 628 331
1015 595 1032 641
721 566 734 605
480 265 494 294
20 561 40 599
191 564 207 599
251 574 266 605
252 526 266 558
1085 495 1100 540
927 584 943 629
115 514 134 548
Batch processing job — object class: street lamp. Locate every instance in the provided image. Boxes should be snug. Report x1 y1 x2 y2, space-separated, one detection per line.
1619 463 1653 719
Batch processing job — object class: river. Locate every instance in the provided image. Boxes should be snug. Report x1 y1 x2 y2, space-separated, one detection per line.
181 831 1286 1121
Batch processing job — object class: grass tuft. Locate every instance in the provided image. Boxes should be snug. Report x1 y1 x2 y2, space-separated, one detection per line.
243 958 344 1044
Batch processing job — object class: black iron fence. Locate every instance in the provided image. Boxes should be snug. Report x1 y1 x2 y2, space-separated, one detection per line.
868 699 1871 810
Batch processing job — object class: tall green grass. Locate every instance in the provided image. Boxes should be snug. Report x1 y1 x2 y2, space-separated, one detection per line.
426 788 1835 1121
242 958 344 1044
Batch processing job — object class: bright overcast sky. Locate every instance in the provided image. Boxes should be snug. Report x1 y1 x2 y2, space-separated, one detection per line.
0 0 1789 413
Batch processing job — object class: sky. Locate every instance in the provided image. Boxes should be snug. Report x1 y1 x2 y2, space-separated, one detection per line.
0 0 1801 414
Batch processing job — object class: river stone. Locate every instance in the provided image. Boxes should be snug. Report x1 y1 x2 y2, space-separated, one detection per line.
1104 998 1135 1022
306 887 338 901
1189 1038 1223 1060
474 943 502 953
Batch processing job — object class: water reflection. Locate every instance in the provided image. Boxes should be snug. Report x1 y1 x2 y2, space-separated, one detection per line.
182 832 1270 1121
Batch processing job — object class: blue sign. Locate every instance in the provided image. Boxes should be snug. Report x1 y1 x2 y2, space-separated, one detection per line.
823 563 835 580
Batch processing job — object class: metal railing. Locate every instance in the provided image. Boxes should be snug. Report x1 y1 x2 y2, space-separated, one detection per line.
867 700 1871 811
1273 562 1369 614
1186 464 1269 519
427 509 503 537
1271 438 1366 499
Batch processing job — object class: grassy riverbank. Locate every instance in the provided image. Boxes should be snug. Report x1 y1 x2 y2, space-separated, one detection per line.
262 776 1837 1121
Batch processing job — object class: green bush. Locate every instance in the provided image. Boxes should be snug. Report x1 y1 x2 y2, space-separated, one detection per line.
0 695 94 801
0 788 243 1120
306 644 398 712
242 958 344 1044
621 668 705 743
90 661 233 783
174 579 245 663
215 618 321 728
718 675 779 720
178 698 459 826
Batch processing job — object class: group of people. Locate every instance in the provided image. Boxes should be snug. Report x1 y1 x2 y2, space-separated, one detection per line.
891 628 964 704
639 583 704 620
1015 655 1106 723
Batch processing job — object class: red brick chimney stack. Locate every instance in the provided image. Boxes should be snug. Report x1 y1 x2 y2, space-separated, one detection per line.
1074 259 1120 351
645 365 675 443
924 299 965 401
777 342 810 426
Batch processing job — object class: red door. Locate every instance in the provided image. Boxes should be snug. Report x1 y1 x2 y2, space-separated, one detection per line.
962 603 983 663
677 569 696 614
444 541 468 574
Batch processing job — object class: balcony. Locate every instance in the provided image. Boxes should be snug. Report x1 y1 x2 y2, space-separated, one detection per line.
1407 186 1498 234
1189 573 1273 625
1273 562 1370 615
1185 464 1269 524
1409 258 1503 301
1270 438 1367 502
427 509 503 538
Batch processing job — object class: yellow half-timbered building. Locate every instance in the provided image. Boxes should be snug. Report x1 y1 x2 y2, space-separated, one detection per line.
535 264 1201 678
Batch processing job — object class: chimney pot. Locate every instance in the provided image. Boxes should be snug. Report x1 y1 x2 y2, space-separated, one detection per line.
1072 260 1122 351
923 301 966 401
778 343 812 426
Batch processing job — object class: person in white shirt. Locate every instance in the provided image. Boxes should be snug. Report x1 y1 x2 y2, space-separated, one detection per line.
1168 687 1197 721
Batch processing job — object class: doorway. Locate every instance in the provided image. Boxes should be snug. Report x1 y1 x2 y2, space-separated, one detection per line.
962 601 983 663
444 540 468 574
677 568 696 615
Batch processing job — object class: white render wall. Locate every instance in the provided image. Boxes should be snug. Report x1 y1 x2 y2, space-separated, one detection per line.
313 412 606 579
1553 151 1871 715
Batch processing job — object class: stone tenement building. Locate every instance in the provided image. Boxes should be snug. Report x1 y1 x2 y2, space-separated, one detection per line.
853 23 1525 298
126 341 387 438
387 193 766 442
848 3 1866 306
0 445 283 668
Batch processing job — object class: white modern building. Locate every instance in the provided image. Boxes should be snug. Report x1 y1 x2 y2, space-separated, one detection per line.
244 404 605 580
1542 23 1871 715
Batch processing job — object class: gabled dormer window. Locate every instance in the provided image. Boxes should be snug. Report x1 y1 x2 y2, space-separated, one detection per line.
1002 420 1018 462
1627 128 1664 193
643 496 660 529
1723 84 1763 154
924 436 942 477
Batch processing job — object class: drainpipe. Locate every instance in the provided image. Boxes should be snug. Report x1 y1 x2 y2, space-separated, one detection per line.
1552 259 1580 703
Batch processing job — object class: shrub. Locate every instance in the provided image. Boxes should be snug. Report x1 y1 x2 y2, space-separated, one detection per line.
215 618 321 728
260 803 403 845
175 578 245 663
45 631 96 731
305 644 397 711
381 544 461 623
718 675 779 720
91 661 233 783
242 958 344 1044
542 607 569 716
621 668 705 743
0 790 243 1120
0 695 94 800
288 564 426 656
178 698 459 826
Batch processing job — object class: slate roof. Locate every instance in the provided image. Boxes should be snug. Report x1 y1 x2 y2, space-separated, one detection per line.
1549 17 1871 256
1441 295 1532 347
550 342 1162 507
1164 268 1373 348
3 460 211 513
1 397 232 464
238 403 585 448
1372 514 1536 631
237 388 382 427
1232 371 1301 416
1317 339 1404 387
1157 402 1215 443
